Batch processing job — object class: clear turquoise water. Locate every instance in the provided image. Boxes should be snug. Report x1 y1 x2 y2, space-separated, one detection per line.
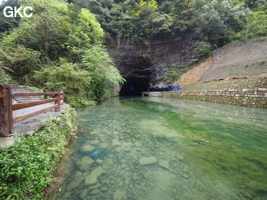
54 97 267 200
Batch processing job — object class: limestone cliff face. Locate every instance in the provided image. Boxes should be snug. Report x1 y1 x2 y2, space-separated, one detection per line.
108 33 199 90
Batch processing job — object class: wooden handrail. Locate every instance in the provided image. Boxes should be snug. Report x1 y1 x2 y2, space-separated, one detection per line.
12 98 57 111
12 92 58 97
13 105 58 124
0 84 64 137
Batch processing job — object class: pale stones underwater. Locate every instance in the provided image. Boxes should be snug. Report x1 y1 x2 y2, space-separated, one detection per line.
55 99 267 200
58 120 191 200
80 144 95 153
139 157 157 165
57 125 246 200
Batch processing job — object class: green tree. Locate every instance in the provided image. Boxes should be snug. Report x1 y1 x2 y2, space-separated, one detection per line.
0 0 104 76
82 46 125 101
0 0 20 34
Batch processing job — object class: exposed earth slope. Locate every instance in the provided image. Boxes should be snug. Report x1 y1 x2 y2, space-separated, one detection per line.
175 40 267 87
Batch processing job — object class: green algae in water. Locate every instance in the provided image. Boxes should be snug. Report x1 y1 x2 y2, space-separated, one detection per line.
53 97 267 200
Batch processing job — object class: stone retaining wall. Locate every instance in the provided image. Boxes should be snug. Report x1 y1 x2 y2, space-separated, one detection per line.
143 88 267 108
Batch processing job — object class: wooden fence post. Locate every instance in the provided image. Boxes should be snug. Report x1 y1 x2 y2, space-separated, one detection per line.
0 85 13 137
54 88 61 112
60 89 64 105
44 89 48 99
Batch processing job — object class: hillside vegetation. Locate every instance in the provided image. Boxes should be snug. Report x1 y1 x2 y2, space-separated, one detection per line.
0 0 267 101
70 0 267 46
0 0 125 106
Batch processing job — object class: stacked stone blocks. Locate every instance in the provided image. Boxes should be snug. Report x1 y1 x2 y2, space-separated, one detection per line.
144 88 267 108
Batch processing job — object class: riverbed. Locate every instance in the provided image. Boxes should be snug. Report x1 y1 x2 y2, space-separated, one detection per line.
53 97 267 200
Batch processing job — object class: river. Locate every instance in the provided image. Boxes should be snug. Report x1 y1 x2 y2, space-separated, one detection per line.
53 96 267 200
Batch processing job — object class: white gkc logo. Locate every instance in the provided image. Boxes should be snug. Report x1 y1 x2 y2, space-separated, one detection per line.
3 6 33 18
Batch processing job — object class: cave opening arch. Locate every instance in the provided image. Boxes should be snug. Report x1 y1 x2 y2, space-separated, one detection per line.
119 77 150 96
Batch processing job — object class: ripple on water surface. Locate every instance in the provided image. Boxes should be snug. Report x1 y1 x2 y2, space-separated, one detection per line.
54 97 267 200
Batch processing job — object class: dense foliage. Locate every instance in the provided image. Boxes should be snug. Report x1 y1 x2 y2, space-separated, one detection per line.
1 0 266 98
70 0 267 48
0 107 77 199
34 61 93 107
0 49 12 84
0 0 124 106
68 0 266 83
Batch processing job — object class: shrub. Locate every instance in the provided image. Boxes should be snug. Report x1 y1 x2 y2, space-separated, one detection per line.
196 41 213 58
34 62 93 107
0 107 77 199
81 46 125 101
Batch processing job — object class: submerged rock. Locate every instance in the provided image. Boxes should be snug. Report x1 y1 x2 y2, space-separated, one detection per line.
67 171 84 191
175 154 184 160
62 192 71 198
88 148 109 160
159 159 169 170
90 189 100 195
80 144 95 153
96 159 103 164
135 142 142 147
84 166 103 186
182 173 189 179
80 189 88 199
85 174 97 186
89 183 101 191
75 156 94 172
113 190 127 200
101 186 108 191
139 157 157 165
91 139 100 145
91 166 103 178
112 138 121 146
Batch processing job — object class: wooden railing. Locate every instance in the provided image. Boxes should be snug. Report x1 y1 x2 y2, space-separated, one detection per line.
0 85 64 137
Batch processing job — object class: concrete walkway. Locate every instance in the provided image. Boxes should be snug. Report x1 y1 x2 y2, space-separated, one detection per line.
0 103 69 148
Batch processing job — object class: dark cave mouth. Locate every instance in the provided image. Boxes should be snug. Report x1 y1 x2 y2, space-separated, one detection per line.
119 78 150 96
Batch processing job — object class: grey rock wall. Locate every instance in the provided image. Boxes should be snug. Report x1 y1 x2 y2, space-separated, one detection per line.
108 33 199 87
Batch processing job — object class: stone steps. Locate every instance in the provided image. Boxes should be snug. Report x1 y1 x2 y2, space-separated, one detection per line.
11 85 43 103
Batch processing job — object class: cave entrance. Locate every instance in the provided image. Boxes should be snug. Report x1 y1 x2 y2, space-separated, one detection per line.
119 78 150 96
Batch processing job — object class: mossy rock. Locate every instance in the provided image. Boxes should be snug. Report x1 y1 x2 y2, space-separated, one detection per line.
155 136 167 141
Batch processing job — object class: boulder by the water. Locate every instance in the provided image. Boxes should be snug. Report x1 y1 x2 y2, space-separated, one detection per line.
148 84 182 92
88 148 109 160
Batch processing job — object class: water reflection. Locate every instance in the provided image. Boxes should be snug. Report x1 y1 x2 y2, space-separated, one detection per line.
53 97 267 200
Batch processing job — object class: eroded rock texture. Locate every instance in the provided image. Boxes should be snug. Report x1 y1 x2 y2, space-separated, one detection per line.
108 34 199 95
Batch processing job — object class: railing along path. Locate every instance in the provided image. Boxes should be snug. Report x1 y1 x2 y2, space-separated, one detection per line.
0 84 64 137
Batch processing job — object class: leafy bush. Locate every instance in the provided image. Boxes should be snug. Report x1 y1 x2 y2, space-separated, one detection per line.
233 11 267 41
196 42 213 58
0 107 77 199
0 0 104 77
34 61 93 107
0 68 10 84
163 63 190 84
0 49 13 84
81 46 125 101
